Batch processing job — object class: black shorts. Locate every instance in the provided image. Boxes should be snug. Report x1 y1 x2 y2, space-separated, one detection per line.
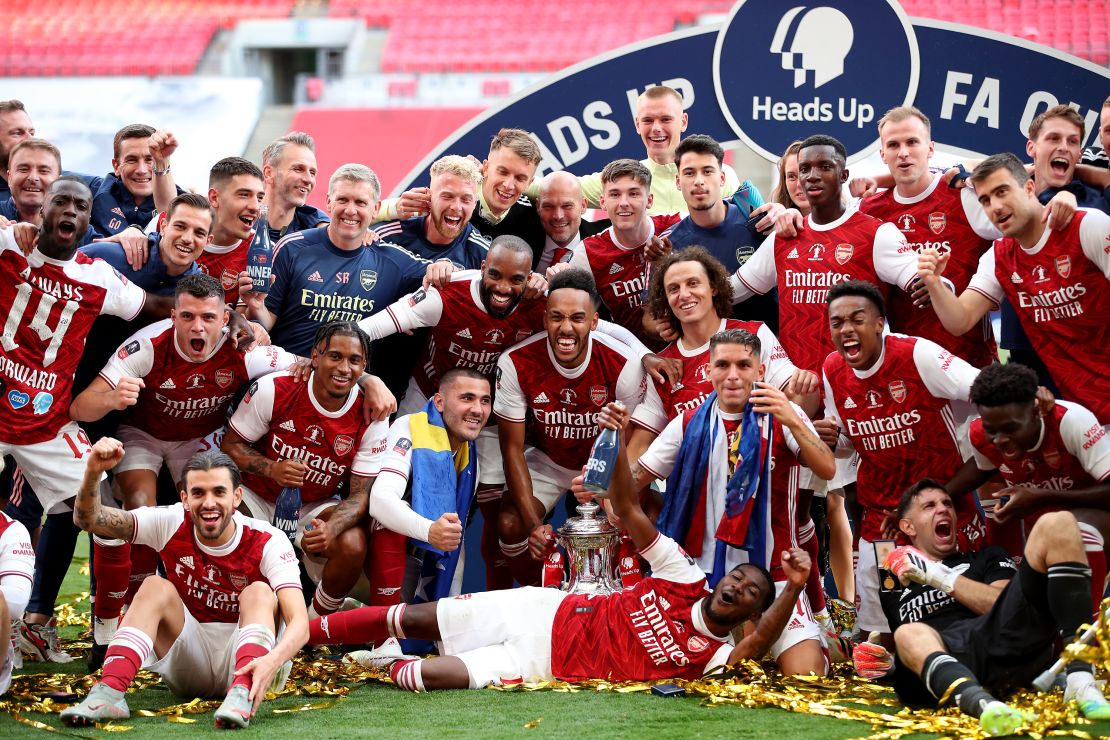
894 560 1058 706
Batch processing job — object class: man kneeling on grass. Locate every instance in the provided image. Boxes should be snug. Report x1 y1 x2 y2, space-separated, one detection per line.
306 401 811 690
61 442 308 729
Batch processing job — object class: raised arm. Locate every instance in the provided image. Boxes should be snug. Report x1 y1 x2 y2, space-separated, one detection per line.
917 248 995 336
728 547 810 663
72 437 135 541
600 403 658 551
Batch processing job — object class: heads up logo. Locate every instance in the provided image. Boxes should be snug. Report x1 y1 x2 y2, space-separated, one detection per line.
714 0 919 163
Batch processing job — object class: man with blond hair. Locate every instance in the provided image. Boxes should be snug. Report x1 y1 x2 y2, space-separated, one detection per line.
381 128 550 263
374 154 489 270
241 163 431 355
260 131 329 242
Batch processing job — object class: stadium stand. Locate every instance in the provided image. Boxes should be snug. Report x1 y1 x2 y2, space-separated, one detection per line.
0 0 297 77
1 0 1105 77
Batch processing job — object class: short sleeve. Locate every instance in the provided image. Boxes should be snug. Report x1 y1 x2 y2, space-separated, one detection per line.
1059 403 1110 481
639 532 708 585
243 344 298 379
873 221 918 291
227 374 277 443
630 378 668 434
493 352 527 422
129 504 188 550
99 265 146 320
351 419 390 478
756 323 797 390
966 248 1003 307
99 322 165 386
734 235 777 297
638 414 685 480
912 338 980 402
259 533 303 592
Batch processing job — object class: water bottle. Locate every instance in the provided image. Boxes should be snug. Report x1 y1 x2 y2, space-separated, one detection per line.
582 401 624 498
272 485 301 544
246 205 273 293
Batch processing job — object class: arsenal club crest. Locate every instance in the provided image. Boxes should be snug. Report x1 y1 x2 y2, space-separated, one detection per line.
590 385 608 406
215 369 233 388
888 380 907 403
333 434 354 456
1043 449 1061 468
1054 255 1071 278
229 572 248 590
928 212 946 234
834 243 853 265
687 635 710 652
220 269 237 291
360 270 378 291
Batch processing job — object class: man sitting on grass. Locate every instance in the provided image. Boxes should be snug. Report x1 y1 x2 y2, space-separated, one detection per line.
304 401 811 690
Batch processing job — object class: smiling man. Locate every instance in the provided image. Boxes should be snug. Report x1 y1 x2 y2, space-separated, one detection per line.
494 268 646 585
69 273 298 661
243 163 431 356
300 411 810 691
81 192 213 295
61 445 308 729
373 155 490 269
259 132 329 243
222 322 389 619
615 327 832 676
918 152 1110 423
89 124 182 239
1 139 97 246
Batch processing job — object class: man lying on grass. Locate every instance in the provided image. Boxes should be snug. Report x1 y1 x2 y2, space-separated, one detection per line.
306 401 811 690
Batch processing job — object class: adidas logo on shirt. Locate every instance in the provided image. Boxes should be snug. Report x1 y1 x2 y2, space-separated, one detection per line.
308 271 324 283
843 397 857 409
279 420 297 432
787 247 800 259
160 379 176 389
457 328 473 339
533 391 550 404
111 207 125 218
608 263 623 274
179 555 194 569
1010 272 1023 283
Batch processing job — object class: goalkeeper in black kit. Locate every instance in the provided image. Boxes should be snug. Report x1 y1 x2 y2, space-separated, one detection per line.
857 478 1110 736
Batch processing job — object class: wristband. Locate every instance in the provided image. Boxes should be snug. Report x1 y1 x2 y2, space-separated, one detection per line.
947 163 971 189
153 163 171 176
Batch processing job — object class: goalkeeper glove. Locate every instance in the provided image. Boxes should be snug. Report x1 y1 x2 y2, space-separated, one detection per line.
883 545 959 594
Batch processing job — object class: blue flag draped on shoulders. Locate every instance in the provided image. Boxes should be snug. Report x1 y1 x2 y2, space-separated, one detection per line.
407 397 477 602
656 392 774 586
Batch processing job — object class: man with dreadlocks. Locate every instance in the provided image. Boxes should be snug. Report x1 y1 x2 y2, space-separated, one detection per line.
221 321 389 619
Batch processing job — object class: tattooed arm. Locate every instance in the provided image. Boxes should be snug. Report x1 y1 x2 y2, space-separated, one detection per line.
301 474 373 555
72 437 135 541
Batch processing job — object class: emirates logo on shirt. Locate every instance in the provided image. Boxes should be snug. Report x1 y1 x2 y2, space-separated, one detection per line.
928 212 946 234
834 243 854 265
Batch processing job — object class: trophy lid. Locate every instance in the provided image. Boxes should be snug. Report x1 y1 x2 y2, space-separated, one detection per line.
558 501 617 537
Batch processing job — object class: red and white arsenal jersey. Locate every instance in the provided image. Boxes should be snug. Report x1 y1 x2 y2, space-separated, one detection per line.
0 510 35 591
970 400 1110 525
551 533 733 681
734 209 918 373
494 332 646 470
196 234 252 293
228 371 389 504
129 503 301 623
631 318 798 434
0 235 146 444
359 270 545 398
823 334 981 543
638 403 809 576
569 214 681 340
100 319 297 441
860 174 998 367
967 209 1110 421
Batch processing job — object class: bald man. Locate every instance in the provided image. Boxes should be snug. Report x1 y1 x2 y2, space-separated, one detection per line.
534 171 610 273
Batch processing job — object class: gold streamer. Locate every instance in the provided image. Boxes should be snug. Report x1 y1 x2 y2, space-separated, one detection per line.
5 595 1109 737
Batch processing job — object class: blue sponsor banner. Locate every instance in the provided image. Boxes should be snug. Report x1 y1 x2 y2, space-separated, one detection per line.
394 1 1108 194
